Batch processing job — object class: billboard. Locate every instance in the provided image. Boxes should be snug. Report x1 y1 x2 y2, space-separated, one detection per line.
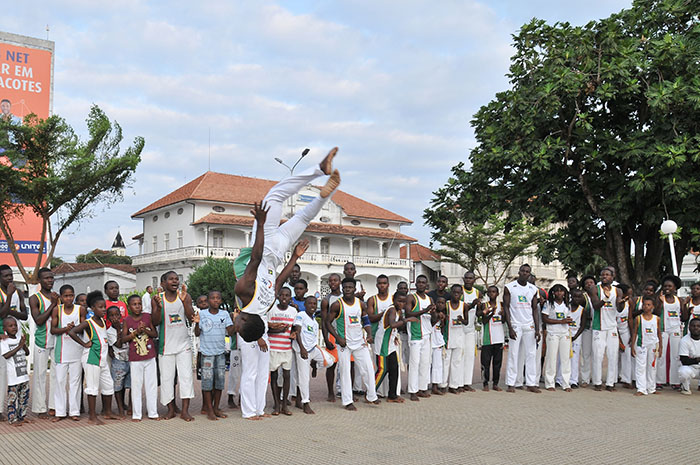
0 32 54 269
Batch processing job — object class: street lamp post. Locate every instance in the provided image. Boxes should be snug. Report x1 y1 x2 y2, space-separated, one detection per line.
660 219 679 276
275 148 310 175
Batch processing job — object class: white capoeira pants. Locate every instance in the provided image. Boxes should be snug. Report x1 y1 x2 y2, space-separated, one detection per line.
516 331 542 386
130 358 158 420
440 346 463 389
31 346 56 413
252 166 335 272
579 329 593 384
635 344 657 394
506 324 538 387
656 331 681 385
679 364 700 392
408 335 431 393
296 346 335 403
227 349 241 398
54 361 81 417
544 333 571 389
239 335 270 418
337 344 377 406
592 329 618 387
431 347 443 385
618 329 632 384
557 336 581 386
159 349 195 405
462 331 476 386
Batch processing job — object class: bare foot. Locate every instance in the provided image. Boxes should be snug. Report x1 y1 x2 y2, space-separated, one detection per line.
526 386 541 393
516 386 525 390
493 386 503 392
23 418 35 424
410 393 420 401
606 386 617 392
102 413 119 420
448 388 459 394
320 147 338 175
214 410 228 419
417 391 430 398
506 386 515 393
200 410 207 415
633 392 644 396
594 385 603 392
150 417 163 421
37 413 49 419
131 419 142 422
326 394 336 403
181 412 195 422
281 408 292 416
386 397 403 403
70 416 81 422
652 391 661 395
464 385 475 392
206 412 218 421
565 388 572 392
245 416 262 421
88 417 105 425
344 403 357 411
546 388 555 392
163 410 177 420
622 383 632 389
303 404 315 414
482 386 490 392
457 387 465 393
11 421 22 427
321 170 341 198
271 407 280 416
365 399 380 405
48 409 55 417
52 416 65 423
260 413 272 418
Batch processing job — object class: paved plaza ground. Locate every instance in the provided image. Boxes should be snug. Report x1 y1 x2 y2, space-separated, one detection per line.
2 355 700 464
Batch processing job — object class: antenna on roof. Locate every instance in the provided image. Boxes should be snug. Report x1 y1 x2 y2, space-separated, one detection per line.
208 128 211 171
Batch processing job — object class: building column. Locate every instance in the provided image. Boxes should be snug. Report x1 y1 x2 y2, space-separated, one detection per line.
347 237 354 257
316 236 322 253
377 240 384 257
245 231 251 248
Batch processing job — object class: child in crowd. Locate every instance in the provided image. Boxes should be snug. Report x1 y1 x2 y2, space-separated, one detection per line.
195 295 208 382
194 290 234 421
293 295 336 413
51 284 84 421
227 303 241 409
268 287 296 416
122 294 160 421
631 295 662 396
2 317 32 426
107 306 129 417
69 291 116 424
430 297 446 395
292 279 308 313
542 284 573 392
478 285 505 391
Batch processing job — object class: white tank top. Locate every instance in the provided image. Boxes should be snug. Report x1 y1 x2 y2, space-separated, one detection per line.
462 288 479 333
334 297 365 350
689 299 700 320
637 314 659 347
446 300 465 349
237 269 277 316
616 303 630 334
374 307 398 356
505 281 538 327
54 304 83 363
482 301 505 345
569 304 583 334
158 293 190 355
662 296 682 333
543 301 570 335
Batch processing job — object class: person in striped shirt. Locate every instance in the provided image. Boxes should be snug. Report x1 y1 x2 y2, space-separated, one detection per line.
69 291 116 425
268 287 297 416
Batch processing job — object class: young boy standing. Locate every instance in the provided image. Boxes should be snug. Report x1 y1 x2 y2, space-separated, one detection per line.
321 273 342 402
29 267 58 417
294 295 336 414
656 276 683 389
51 285 84 422
2 317 32 426
478 285 505 392
107 306 129 417
267 287 296 416
122 294 159 421
69 291 117 424
0 264 28 421
441 284 465 393
194 290 234 421
631 296 662 396
542 284 573 392
430 298 446 396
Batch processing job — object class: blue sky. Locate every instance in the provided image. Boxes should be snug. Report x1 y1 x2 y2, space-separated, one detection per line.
5 0 631 260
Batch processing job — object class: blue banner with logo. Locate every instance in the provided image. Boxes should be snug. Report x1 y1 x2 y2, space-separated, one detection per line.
0 240 46 254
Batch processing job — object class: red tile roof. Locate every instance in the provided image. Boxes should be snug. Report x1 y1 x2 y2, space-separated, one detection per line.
193 213 416 242
52 263 136 274
132 171 411 223
400 243 441 262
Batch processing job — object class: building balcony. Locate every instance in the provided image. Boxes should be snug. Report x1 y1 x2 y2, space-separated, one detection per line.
132 246 241 266
132 246 410 269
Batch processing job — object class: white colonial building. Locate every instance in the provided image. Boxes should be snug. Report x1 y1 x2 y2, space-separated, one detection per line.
131 171 415 296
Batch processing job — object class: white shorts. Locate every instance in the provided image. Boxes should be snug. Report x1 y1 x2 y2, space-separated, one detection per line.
83 362 114 396
269 350 293 371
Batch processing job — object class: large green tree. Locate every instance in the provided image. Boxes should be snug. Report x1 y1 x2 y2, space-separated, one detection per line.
187 258 237 310
76 249 132 265
0 106 144 283
426 0 700 290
